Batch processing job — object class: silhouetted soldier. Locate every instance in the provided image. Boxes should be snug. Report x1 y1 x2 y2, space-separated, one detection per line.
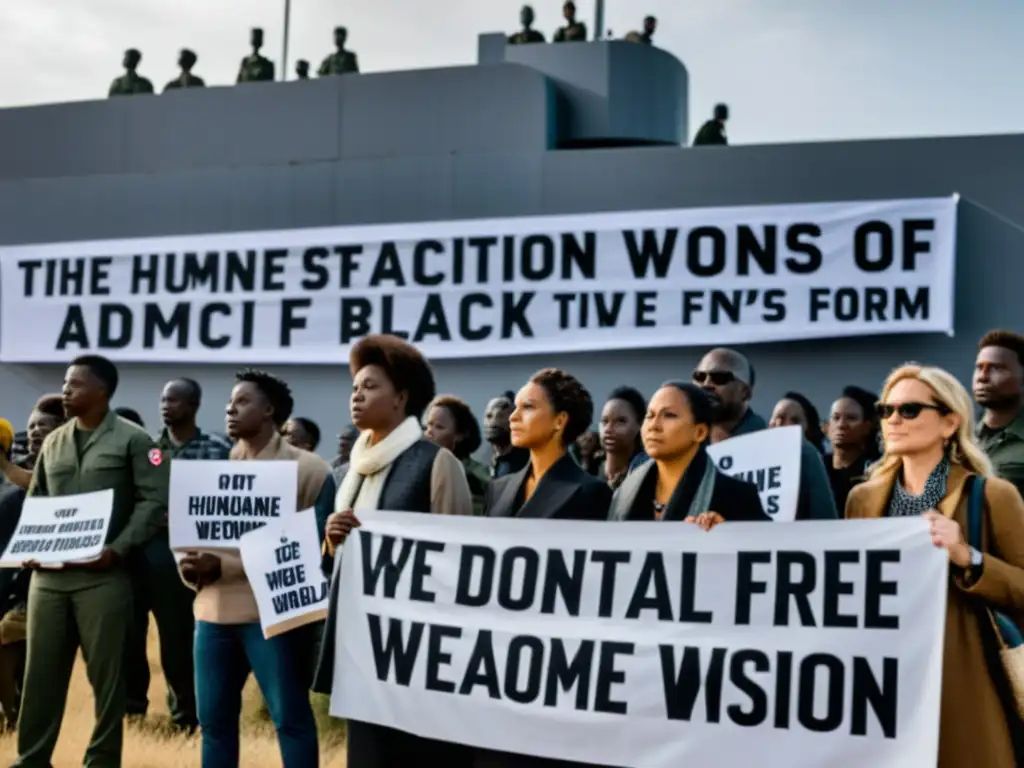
237 27 275 83
694 103 729 146
554 1 587 42
108 49 154 97
295 60 310 80
163 49 205 92
625 15 657 44
318 26 359 76
508 5 545 44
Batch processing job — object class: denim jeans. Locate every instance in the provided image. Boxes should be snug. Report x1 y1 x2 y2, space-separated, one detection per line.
194 621 318 768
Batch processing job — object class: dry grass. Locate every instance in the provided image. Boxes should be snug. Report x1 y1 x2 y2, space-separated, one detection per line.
0 626 348 767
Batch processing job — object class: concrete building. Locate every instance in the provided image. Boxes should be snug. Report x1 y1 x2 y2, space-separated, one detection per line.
0 35 1021 456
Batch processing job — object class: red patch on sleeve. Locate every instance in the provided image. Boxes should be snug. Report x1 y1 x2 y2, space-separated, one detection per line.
148 448 163 467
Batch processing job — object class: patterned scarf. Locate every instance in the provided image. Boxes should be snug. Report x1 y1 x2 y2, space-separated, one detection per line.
888 456 950 517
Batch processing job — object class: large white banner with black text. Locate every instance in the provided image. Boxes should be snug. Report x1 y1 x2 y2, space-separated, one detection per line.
330 512 947 767
0 196 957 363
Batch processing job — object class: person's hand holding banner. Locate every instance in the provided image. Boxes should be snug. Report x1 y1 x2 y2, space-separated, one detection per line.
65 548 120 572
923 510 971 566
326 509 361 547
180 552 222 588
687 511 725 531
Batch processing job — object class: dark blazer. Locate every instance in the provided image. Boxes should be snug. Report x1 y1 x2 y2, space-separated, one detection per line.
477 453 611 768
609 449 770 523
486 453 611 521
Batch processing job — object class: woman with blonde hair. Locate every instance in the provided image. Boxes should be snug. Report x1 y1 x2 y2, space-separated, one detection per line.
846 363 1024 766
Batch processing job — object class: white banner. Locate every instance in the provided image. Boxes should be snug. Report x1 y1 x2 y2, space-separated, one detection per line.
331 513 947 767
0 489 113 567
168 460 298 550
707 425 803 522
239 508 329 638
0 197 957 363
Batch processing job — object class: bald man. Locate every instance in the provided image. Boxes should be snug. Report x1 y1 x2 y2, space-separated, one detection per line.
692 348 837 520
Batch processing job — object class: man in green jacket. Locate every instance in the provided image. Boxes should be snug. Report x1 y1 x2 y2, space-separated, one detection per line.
16 355 168 768
974 330 1024 496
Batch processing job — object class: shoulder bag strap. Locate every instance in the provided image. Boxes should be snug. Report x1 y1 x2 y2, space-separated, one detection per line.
967 474 986 551
966 475 1024 648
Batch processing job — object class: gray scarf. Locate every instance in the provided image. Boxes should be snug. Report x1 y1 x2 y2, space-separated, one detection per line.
888 456 950 517
608 455 718 522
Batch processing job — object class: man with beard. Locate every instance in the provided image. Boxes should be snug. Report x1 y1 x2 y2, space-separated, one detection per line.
483 392 529 478
693 348 837 520
121 378 231 732
16 355 168 768
973 330 1024 495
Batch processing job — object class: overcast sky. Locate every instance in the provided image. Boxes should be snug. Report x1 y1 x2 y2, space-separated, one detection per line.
1 0 1022 145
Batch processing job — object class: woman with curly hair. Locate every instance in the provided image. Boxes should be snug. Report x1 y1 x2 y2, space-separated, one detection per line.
424 394 490 515
483 368 611 523
475 368 611 768
315 335 473 768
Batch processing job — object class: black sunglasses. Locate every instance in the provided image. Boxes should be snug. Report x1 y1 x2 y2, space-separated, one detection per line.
692 370 737 386
875 401 950 421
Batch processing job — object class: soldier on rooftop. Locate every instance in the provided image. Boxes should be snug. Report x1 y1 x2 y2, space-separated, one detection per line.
237 27 275 83
509 5 545 45
318 27 359 76
164 49 205 92
554 1 587 42
108 49 154 97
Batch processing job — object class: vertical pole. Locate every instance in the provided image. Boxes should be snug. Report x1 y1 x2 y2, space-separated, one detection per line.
281 0 292 81
594 0 605 40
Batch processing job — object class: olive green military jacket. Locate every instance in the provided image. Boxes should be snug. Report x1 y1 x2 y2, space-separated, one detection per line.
28 411 168 582
237 55 275 83
108 73 154 97
977 411 1024 498
318 50 359 76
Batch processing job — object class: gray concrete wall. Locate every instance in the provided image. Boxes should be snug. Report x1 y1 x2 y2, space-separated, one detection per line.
1 49 1022 459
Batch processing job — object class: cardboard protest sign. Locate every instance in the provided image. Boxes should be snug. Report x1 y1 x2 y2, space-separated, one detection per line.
169 460 298 550
238 508 329 638
707 425 803 521
0 489 113 567
330 512 947 767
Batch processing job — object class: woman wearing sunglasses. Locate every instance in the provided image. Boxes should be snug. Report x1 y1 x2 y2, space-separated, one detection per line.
845 363 1024 767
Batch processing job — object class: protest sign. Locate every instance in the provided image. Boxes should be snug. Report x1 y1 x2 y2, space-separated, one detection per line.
331 512 947 767
707 425 803 521
0 196 957 363
169 460 298 550
0 489 113 567
238 508 329 638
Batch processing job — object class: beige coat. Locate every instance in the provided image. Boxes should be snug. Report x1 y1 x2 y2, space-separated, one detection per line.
846 462 1024 767
182 433 331 624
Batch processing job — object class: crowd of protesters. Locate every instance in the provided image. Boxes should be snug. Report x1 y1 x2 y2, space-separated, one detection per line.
1 328 1024 767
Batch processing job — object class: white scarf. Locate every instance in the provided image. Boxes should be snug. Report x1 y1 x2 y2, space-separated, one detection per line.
334 416 423 514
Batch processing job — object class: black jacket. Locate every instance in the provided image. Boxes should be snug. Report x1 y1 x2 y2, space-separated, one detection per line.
609 448 770 523
485 453 611 521
478 453 611 768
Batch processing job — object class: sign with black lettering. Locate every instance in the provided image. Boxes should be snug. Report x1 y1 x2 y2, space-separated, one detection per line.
168 460 298 550
0 197 957 363
707 425 802 522
238 508 329 638
330 512 946 766
0 489 114 567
